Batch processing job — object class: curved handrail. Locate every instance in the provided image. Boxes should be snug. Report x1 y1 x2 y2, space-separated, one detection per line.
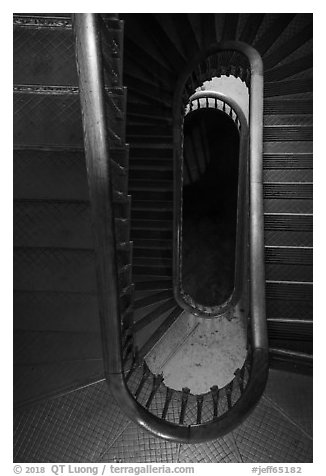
175 90 249 317
73 15 268 442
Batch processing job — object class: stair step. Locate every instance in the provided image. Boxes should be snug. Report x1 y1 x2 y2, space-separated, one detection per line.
13 290 100 332
132 238 172 250
133 298 176 332
129 190 173 202
263 22 312 71
128 136 173 145
133 256 172 266
265 55 312 83
13 147 130 202
132 200 173 211
264 214 312 232
263 183 312 200
266 263 312 283
264 141 312 155
115 218 130 243
267 319 312 341
264 197 312 214
253 14 295 56
131 229 172 241
263 126 312 141
270 246 312 266
14 329 101 365
14 247 97 293
130 146 173 158
263 115 312 126
269 340 312 356
131 219 173 230
126 102 172 122
14 200 92 249
14 87 127 148
264 79 312 98
14 89 83 147
264 169 312 183
133 265 172 277
134 279 173 291
264 99 312 115
13 18 77 86
263 153 312 169
129 169 173 182
134 290 173 310
130 159 173 171
138 305 183 359
122 16 176 73
265 230 312 249
132 208 173 221
14 358 104 408
124 55 172 94
133 247 172 259
269 348 312 372
127 124 172 136
129 180 173 192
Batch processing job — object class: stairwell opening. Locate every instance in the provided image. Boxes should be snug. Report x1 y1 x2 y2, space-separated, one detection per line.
176 75 249 316
181 106 240 308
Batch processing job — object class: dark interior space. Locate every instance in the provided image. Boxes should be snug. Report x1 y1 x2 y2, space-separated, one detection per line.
182 108 240 306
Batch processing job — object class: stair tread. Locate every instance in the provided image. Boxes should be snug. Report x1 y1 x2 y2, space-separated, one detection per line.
134 290 173 310
133 297 176 332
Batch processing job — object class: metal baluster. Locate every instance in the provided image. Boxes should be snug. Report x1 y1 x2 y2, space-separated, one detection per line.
197 98 200 110
196 395 204 424
162 387 173 420
125 347 139 382
179 387 190 424
225 381 233 410
145 374 164 409
190 100 193 112
229 107 233 119
239 365 246 394
122 339 133 366
215 97 218 109
234 368 244 395
211 385 219 420
223 101 226 113
134 361 150 399
206 97 209 108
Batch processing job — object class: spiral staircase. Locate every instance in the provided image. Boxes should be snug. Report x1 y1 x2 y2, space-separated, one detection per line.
13 13 312 460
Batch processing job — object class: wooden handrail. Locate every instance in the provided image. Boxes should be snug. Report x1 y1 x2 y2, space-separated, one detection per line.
72 13 123 378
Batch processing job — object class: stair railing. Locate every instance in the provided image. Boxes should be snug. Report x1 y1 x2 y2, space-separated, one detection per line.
74 15 268 442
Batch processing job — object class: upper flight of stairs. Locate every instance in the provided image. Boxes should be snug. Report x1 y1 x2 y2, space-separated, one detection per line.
13 13 312 411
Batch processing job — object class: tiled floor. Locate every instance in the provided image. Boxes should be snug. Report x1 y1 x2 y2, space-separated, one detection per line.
13 368 312 463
